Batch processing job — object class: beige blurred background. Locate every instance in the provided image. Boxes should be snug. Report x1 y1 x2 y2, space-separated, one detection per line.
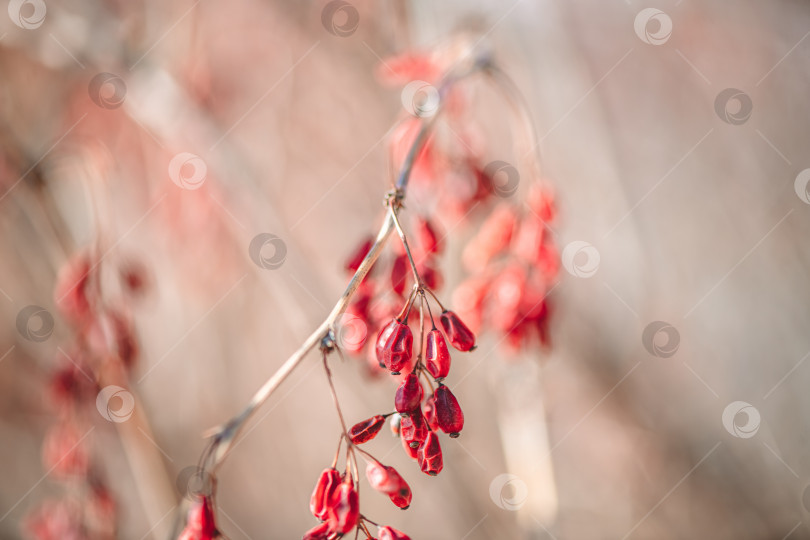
1 0 810 538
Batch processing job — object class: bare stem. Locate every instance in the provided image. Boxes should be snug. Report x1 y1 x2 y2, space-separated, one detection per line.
322 352 349 435
389 201 421 285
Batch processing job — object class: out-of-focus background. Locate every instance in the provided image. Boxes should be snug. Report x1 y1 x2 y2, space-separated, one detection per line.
1 0 810 538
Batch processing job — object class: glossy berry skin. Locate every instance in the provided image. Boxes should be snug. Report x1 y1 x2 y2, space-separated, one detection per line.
440 310 476 352
400 410 428 448
417 431 443 476
422 395 439 431
375 320 397 368
380 319 413 374
302 521 330 540
326 481 359 534
425 329 451 380
394 373 423 414
379 526 412 540
349 415 386 444
435 385 464 438
309 468 340 521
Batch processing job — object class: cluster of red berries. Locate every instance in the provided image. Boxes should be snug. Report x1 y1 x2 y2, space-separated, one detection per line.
303 195 476 539
24 252 147 539
455 185 558 350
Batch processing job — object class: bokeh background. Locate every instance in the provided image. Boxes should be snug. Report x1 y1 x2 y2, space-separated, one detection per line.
1 0 810 538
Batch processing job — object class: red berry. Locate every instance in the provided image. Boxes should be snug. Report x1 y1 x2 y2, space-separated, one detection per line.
326 480 359 534
179 497 217 540
417 432 443 476
394 373 423 414
345 236 373 273
415 217 443 255
375 320 397 368
380 320 413 374
440 310 476 352
435 385 464 437
302 521 331 540
309 468 340 521
379 526 412 540
422 395 439 431
390 254 410 296
349 415 386 444
366 462 411 509
400 410 428 449
425 329 451 380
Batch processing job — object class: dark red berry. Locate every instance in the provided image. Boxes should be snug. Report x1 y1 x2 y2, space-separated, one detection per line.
425 329 451 380
400 410 428 449
380 320 413 375
309 468 340 521
435 385 464 437
394 373 423 414
417 432 443 476
349 415 386 444
379 526 412 540
440 310 476 352
365 462 411 509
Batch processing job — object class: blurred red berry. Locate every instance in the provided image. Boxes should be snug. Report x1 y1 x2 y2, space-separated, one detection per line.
379 526 412 540
345 236 373 273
